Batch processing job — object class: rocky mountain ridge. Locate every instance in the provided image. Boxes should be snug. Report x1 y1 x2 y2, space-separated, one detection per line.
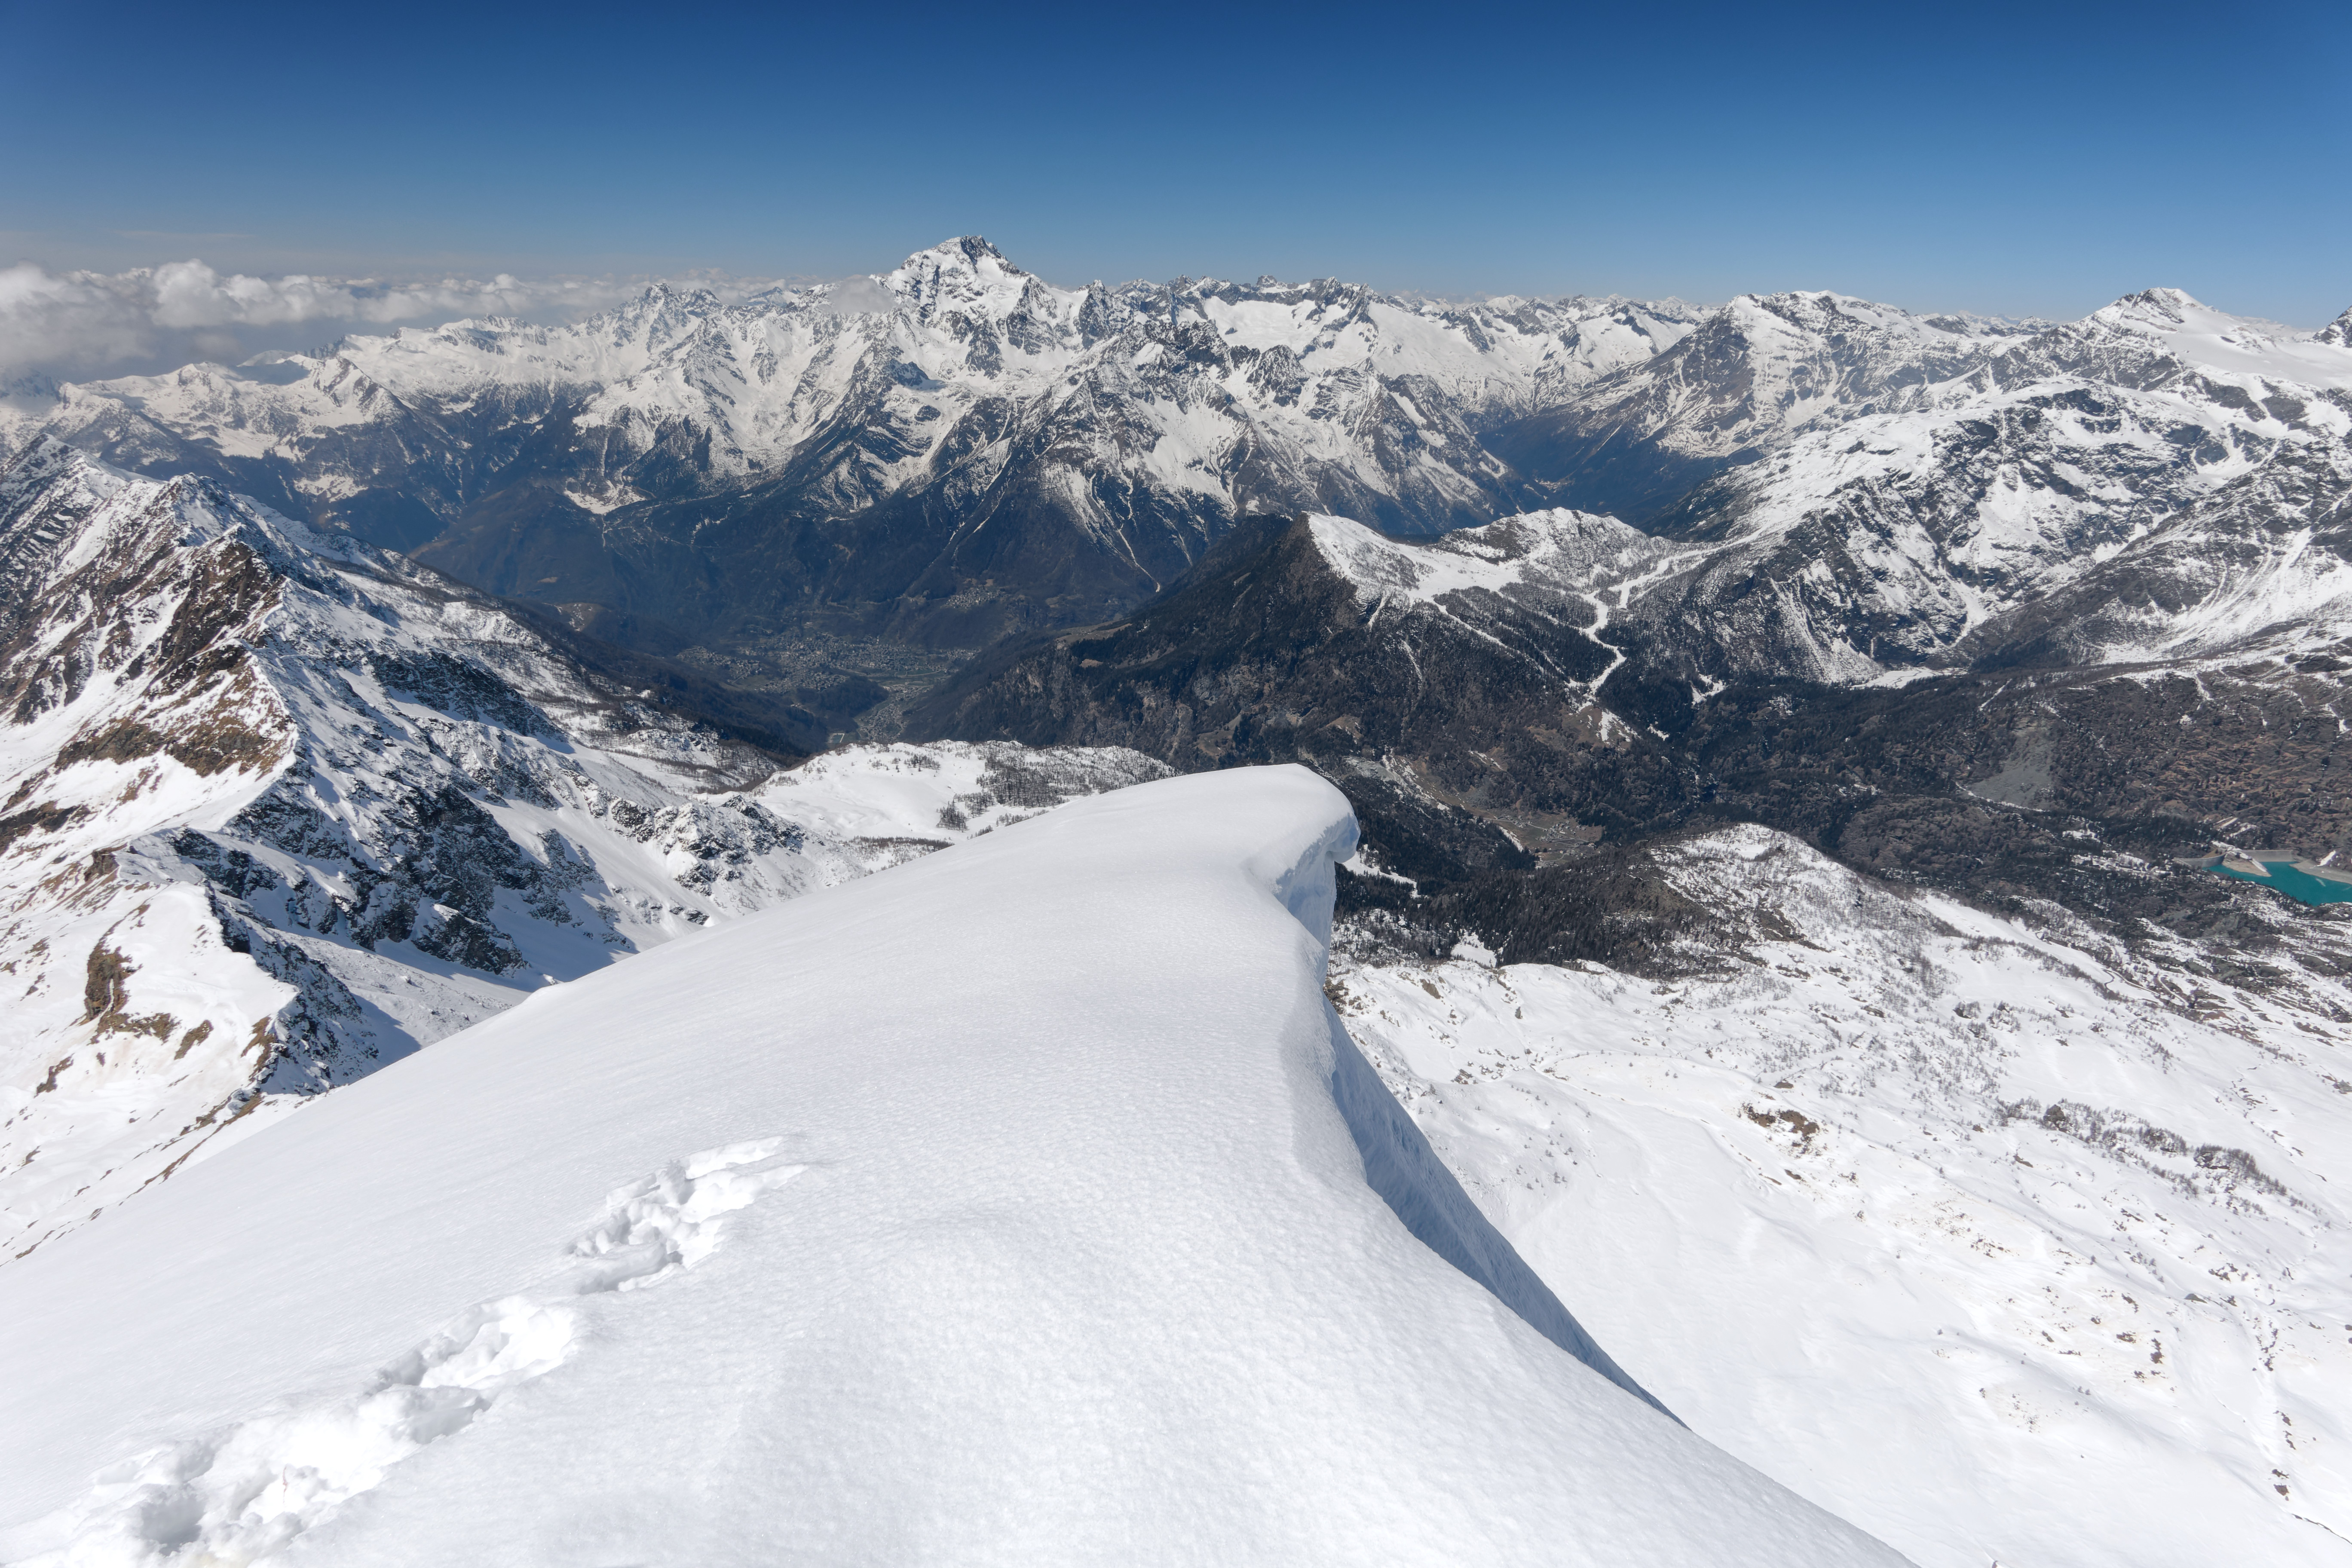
1 239 1721 645
914 509 2352 921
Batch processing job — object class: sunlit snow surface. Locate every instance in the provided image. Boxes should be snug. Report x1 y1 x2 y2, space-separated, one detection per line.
1333 824 2352 1568
0 771 1905 1568
0 441 1168 1261
0 729 1161 1261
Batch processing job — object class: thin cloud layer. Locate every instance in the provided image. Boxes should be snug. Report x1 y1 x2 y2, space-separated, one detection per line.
0 261 794 386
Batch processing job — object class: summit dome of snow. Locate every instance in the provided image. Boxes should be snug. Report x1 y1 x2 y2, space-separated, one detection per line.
0 769 1905 1567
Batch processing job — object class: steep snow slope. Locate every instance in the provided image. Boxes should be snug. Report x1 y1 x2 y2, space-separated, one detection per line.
0 769 1907 1568
1333 825 2352 1568
0 439 1164 1260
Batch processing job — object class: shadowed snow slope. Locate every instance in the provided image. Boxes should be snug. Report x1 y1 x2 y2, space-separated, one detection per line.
0 768 1905 1567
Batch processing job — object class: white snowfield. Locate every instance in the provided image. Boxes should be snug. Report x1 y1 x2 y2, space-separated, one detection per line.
0 768 1908 1568
1335 825 2352 1568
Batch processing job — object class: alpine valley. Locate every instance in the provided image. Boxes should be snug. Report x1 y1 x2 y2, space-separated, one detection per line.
7 238 2352 1568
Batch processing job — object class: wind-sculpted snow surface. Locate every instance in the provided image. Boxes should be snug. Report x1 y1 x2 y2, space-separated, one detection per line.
9 1139 804 1565
0 438 1167 1260
0 770 1909 1567
1332 824 2352 1568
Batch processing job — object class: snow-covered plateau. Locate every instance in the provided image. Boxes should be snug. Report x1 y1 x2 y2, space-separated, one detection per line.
0 769 1908 1568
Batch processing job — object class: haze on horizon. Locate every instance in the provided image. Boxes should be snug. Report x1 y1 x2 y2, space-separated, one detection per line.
2 0 2346 382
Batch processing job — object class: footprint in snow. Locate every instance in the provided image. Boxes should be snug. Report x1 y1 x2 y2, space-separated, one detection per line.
17 1139 806 1567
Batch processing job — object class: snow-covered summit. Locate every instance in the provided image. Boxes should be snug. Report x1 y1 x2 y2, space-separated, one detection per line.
2078 287 2352 389
0 767 1907 1567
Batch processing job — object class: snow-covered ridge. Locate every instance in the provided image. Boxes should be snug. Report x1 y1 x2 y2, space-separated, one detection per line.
1308 507 1672 611
0 439 1167 1260
0 769 1906 1566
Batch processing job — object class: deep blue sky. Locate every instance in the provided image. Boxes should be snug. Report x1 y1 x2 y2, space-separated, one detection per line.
4 0 2347 324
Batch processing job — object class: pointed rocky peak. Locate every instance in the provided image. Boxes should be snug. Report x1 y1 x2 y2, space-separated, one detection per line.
557 282 728 360
885 236 1066 340
893 235 1023 285
947 235 1018 273
2318 307 2352 348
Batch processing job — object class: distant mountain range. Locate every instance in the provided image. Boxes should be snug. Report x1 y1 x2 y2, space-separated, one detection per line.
9 241 2343 687
9 242 2352 1568
0 238 1704 644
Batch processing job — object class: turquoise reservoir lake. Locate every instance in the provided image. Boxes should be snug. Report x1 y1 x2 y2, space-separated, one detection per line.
2199 856 2352 906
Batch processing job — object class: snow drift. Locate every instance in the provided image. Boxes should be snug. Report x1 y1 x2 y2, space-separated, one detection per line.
0 767 1903 1566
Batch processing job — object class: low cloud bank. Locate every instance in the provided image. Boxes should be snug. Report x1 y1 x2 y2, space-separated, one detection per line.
0 260 802 386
